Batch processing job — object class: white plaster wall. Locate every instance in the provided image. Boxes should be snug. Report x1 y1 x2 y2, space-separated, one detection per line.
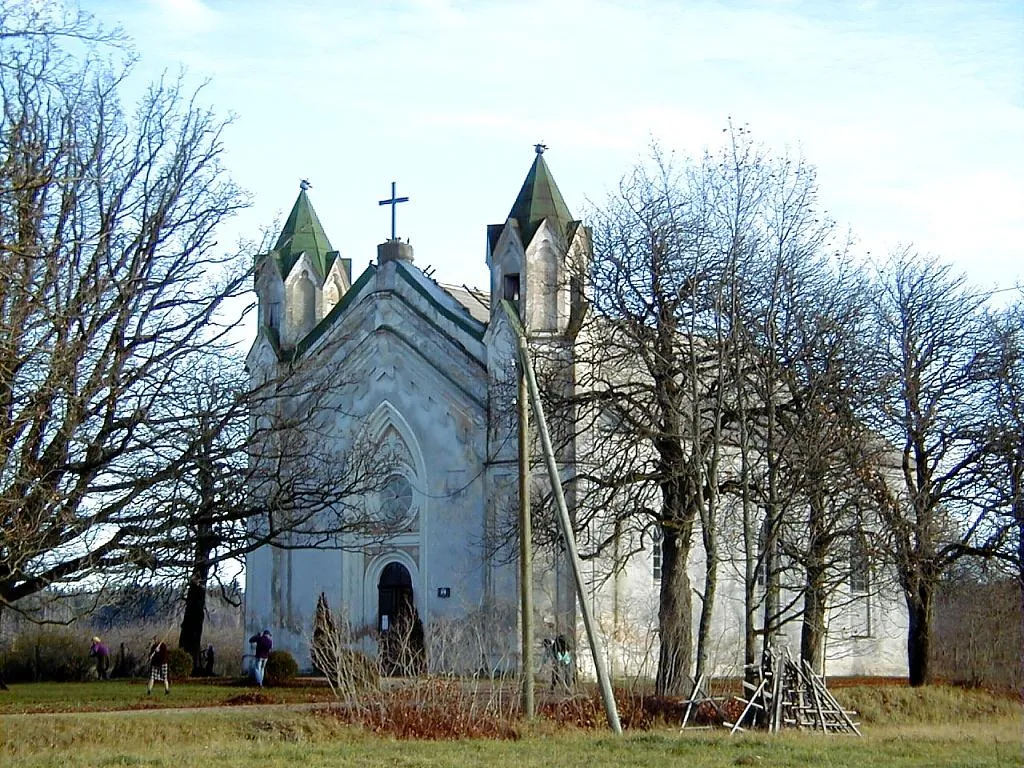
247 260 493 672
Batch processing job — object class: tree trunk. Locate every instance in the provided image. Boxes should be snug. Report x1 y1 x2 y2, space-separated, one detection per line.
801 565 827 674
1016 458 1023 693
179 424 218 673
905 583 934 687
761 501 781 653
178 533 214 672
179 572 209 671
656 522 693 696
801 494 829 674
694 519 717 684
178 499 216 671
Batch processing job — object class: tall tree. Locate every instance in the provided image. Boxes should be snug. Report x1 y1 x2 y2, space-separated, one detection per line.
977 299 1023 605
561 129 851 693
861 251 999 685
564 146 737 695
0 3 398 649
0 2 248 611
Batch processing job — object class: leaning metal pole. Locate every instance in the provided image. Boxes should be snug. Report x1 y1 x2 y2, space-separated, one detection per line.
501 301 622 735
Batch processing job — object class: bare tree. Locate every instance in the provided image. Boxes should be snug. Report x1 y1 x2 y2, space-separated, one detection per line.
0 1 123 47
0 5 402 670
975 298 1023 680
136 348 402 667
981 299 1023 584
0 4 250 612
561 126 889 692
860 251 1001 685
568 146 740 695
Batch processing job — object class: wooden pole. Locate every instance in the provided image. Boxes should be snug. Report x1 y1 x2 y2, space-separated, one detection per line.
518 364 535 719
501 301 622 735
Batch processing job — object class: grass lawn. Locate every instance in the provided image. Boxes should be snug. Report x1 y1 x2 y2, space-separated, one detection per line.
0 683 1020 767
0 679 338 715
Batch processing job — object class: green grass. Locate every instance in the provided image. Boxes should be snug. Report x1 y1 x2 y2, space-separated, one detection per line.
1 709 1020 767
0 679 337 715
0 682 1020 767
834 685 1022 725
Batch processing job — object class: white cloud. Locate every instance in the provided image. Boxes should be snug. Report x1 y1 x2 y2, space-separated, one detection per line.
147 0 218 33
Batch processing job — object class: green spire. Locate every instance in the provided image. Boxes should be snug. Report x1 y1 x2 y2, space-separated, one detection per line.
273 184 337 279
508 146 573 246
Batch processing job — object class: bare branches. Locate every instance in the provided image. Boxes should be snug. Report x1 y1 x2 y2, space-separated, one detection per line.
0 4 248 610
859 250 1006 684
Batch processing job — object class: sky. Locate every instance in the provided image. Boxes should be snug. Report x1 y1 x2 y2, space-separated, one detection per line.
79 0 1022 302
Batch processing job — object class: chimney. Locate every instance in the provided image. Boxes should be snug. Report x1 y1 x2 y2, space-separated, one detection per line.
377 239 414 265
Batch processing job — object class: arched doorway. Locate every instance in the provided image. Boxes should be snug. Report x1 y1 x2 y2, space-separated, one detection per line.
377 562 425 676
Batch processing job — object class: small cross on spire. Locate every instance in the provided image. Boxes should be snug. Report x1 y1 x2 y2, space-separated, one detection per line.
378 181 410 241
534 142 548 155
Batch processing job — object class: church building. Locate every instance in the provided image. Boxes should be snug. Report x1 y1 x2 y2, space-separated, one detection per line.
244 149 908 680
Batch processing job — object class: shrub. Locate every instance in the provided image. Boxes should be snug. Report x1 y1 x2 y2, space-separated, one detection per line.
265 649 298 686
168 648 193 680
325 679 520 740
338 648 379 689
1 631 92 683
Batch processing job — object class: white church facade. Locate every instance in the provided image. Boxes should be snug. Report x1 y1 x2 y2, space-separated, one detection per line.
244 151 908 681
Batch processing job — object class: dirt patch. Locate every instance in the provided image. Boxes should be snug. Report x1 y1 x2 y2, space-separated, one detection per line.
224 691 275 706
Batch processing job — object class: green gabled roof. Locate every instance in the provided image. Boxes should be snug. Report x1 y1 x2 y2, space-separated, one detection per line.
273 188 337 279
508 150 574 246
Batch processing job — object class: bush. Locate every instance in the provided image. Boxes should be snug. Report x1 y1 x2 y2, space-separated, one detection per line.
0 631 92 683
167 648 193 680
265 649 298 686
339 648 379 689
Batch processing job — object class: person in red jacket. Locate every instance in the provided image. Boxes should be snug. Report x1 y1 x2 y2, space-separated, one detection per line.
248 630 273 687
146 637 171 695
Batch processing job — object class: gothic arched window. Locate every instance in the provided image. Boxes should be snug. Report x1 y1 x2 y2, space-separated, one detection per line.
289 274 316 337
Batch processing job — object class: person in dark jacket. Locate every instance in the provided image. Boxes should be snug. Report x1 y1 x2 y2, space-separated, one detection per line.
89 636 110 680
248 630 273 687
551 634 573 691
146 637 171 695
202 644 215 676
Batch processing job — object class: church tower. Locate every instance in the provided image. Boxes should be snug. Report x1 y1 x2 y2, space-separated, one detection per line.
484 147 591 638
252 183 352 353
486 145 589 338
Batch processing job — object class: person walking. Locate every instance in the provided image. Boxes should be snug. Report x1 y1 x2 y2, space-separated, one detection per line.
89 636 110 680
551 634 573 691
146 637 171 695
248 630 273 687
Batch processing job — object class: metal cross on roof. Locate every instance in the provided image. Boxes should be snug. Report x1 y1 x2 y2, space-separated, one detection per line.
378 181 409 241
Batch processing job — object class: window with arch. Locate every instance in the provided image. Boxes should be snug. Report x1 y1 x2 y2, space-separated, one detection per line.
849 534 870 594
289 274 316 337
323 279 341 313
265 300 281 331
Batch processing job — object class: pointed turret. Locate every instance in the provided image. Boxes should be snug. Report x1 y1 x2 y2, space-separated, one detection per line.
486 146 589 337
507 144 573 246
273 183 337 279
